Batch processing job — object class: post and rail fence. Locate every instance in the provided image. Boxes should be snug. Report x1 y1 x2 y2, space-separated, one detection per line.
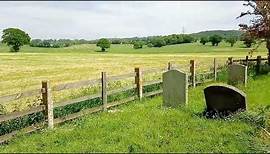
0 57 239 144
228 55 269 74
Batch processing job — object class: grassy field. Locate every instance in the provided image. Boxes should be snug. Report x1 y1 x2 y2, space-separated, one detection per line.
0 41 268 113
0 74 269 153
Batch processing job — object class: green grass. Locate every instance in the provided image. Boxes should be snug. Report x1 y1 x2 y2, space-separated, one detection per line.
0 75 269 153
0 41 268 112
0 41 268 54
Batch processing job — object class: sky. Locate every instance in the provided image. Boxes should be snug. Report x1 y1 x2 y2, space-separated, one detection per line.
0 1 252 40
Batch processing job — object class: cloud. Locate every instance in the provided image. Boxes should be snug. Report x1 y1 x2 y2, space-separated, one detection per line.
0 1 252 40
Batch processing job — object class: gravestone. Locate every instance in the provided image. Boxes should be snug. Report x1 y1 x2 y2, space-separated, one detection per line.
228 64 248 87
162 69 188 108
204 84 246 117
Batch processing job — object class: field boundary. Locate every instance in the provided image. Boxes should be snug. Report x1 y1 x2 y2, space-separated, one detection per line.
0 56 259 144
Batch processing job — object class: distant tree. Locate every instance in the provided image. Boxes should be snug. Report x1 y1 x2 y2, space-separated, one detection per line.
182 35 194 43
176 35 184 44
96 38 111 51
150 37 166 47
111 39 121 44
200 36 209 45
241 33 255 48
226 37 237 47
30 39 42 47
147 43 153 48
209 35 223 46
238 1 270 59
1 28 31 52
133 41 144 49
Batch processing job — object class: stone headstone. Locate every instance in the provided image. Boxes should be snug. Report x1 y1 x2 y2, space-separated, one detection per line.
204 84 246 114
162 69 188 107
228 64 248 87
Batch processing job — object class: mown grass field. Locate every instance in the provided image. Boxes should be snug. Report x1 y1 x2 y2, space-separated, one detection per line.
0 41 268 113
0 74 269 153
0 41 267 96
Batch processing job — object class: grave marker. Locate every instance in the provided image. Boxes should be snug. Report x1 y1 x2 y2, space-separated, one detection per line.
228 64 248 87
162 69 188 107
204 84 247 117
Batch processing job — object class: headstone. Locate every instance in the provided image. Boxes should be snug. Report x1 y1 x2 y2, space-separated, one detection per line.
204 84 246 116
162 69 188 107
228 64 248 87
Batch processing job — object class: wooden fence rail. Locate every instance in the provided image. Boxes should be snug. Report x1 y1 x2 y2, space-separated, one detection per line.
0 58 222 144
229 55 269 74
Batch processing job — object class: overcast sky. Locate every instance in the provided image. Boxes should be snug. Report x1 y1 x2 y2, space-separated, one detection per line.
0 1 252 40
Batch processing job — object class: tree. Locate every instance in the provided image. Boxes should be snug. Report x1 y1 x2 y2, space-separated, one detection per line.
238 1 270 61
226 37 237 47
241 33 255 48
150 37 166 47
1 28 31 52
111 39 121 44
182 35 194 43
147 43 153 48
200 36 209 45
133 41 144 49
209 35 223 46
96 38 111 51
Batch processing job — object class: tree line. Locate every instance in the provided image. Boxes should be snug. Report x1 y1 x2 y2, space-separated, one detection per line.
199 33 255 48
0 28 261 52
30 39 91 48
131 34 195 49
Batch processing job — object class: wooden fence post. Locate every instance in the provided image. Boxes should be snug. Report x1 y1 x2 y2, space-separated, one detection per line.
101 72 107 111
41 80 54 129
190 60 196 87
213 58 217 81
168 62 172 70
228 57 233 65
245 56 249 66
135 67 143 100
256 56 262 75
268 54 270 66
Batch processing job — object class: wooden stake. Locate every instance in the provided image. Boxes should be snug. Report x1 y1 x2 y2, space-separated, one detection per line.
256 56 262 75
268 53 270 66
101 72 107 111
228 57 233 65
168 62 172 70
245 56 249 66
135 68 143 100
190 60 196 87
41 81 54 129
213 58 217 81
